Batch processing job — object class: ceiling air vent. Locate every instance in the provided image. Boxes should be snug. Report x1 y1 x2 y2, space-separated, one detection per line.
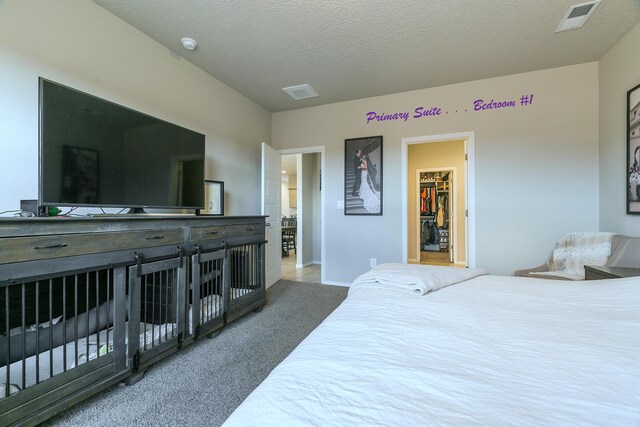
282 84 319 101
556 0 601 32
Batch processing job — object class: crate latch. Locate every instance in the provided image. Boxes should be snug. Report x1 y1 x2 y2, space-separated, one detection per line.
134 252 143 278
177 332 184 350
132 350 140 372
194 244 201 264
176 246 185 268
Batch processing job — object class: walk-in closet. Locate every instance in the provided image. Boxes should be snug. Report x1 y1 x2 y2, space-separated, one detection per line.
419 171 451 262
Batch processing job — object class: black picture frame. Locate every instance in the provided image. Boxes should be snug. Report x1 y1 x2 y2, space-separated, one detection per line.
202 180 224 215
627 83 640 214
344 135 383 215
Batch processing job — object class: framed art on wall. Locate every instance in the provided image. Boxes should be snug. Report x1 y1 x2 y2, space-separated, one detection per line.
203 180 224 215
344 135 383 215
627 83 640 214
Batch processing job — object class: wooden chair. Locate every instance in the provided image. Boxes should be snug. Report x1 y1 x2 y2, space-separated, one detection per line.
282 225 297 256
282 217 297 228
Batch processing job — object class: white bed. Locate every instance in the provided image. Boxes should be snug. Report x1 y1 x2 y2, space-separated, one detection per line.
223 266 640 426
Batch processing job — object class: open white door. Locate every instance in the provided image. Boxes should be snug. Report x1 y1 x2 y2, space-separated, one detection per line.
261 142 282 288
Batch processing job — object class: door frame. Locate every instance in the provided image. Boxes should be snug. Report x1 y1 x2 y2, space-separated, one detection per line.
401 132 477 268
280 146 326 284
416 167 457 264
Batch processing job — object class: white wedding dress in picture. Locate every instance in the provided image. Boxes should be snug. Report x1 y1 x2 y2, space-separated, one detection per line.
359 170 380 213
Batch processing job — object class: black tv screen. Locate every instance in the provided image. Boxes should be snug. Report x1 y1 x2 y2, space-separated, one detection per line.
39 78 205 210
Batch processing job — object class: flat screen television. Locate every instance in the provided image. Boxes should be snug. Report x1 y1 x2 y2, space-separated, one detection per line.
39 78 205 212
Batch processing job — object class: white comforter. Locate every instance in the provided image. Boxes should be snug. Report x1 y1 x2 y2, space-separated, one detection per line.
224 274 640 426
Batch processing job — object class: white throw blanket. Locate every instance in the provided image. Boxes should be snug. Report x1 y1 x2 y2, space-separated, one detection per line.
350 263 488 295
532 232 614 280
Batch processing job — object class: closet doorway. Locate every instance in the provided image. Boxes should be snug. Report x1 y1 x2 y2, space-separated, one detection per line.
418 168 455 265
402 134 475 268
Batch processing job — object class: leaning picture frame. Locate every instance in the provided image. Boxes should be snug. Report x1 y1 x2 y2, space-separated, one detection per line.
344 135 383 216
203 180 224 215
627 83 640 214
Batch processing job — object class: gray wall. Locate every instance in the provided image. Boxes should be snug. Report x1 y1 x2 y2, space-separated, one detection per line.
0 0 271 215
273 63 600 283
599 22 640 236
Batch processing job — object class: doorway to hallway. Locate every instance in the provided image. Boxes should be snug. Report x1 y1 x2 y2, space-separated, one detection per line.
281 255 321 283
280 148 325 284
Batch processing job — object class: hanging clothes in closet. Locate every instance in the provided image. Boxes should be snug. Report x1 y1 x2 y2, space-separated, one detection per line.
420 220 440 249
419 171 450 253
420 187 428 214
436 195 447 227
430 187 436 213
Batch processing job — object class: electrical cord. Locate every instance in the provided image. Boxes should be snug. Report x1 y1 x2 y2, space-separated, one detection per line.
58 207 77 216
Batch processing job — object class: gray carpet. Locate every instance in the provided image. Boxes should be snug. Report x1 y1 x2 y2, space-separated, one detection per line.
44 280 348 427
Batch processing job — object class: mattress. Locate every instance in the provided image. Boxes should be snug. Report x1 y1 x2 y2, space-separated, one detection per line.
224 274 640 426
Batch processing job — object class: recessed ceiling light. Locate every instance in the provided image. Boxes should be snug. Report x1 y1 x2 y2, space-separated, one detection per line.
282 84 319 101
281 170 287 174
181 37 198 50
556 1 601 32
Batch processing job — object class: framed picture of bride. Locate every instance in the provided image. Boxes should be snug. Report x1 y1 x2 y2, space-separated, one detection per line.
344 135 383 215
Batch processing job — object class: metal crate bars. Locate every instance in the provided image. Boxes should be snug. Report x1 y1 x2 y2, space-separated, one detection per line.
0 266 123 399
127 253 187 371
227 242 265 322
190 247 225 338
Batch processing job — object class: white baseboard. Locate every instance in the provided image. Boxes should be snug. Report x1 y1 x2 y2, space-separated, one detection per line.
312 260 321 265
321 280 351 287
296 261 314 269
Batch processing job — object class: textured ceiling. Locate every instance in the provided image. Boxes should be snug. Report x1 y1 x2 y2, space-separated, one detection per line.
92 0 640 112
